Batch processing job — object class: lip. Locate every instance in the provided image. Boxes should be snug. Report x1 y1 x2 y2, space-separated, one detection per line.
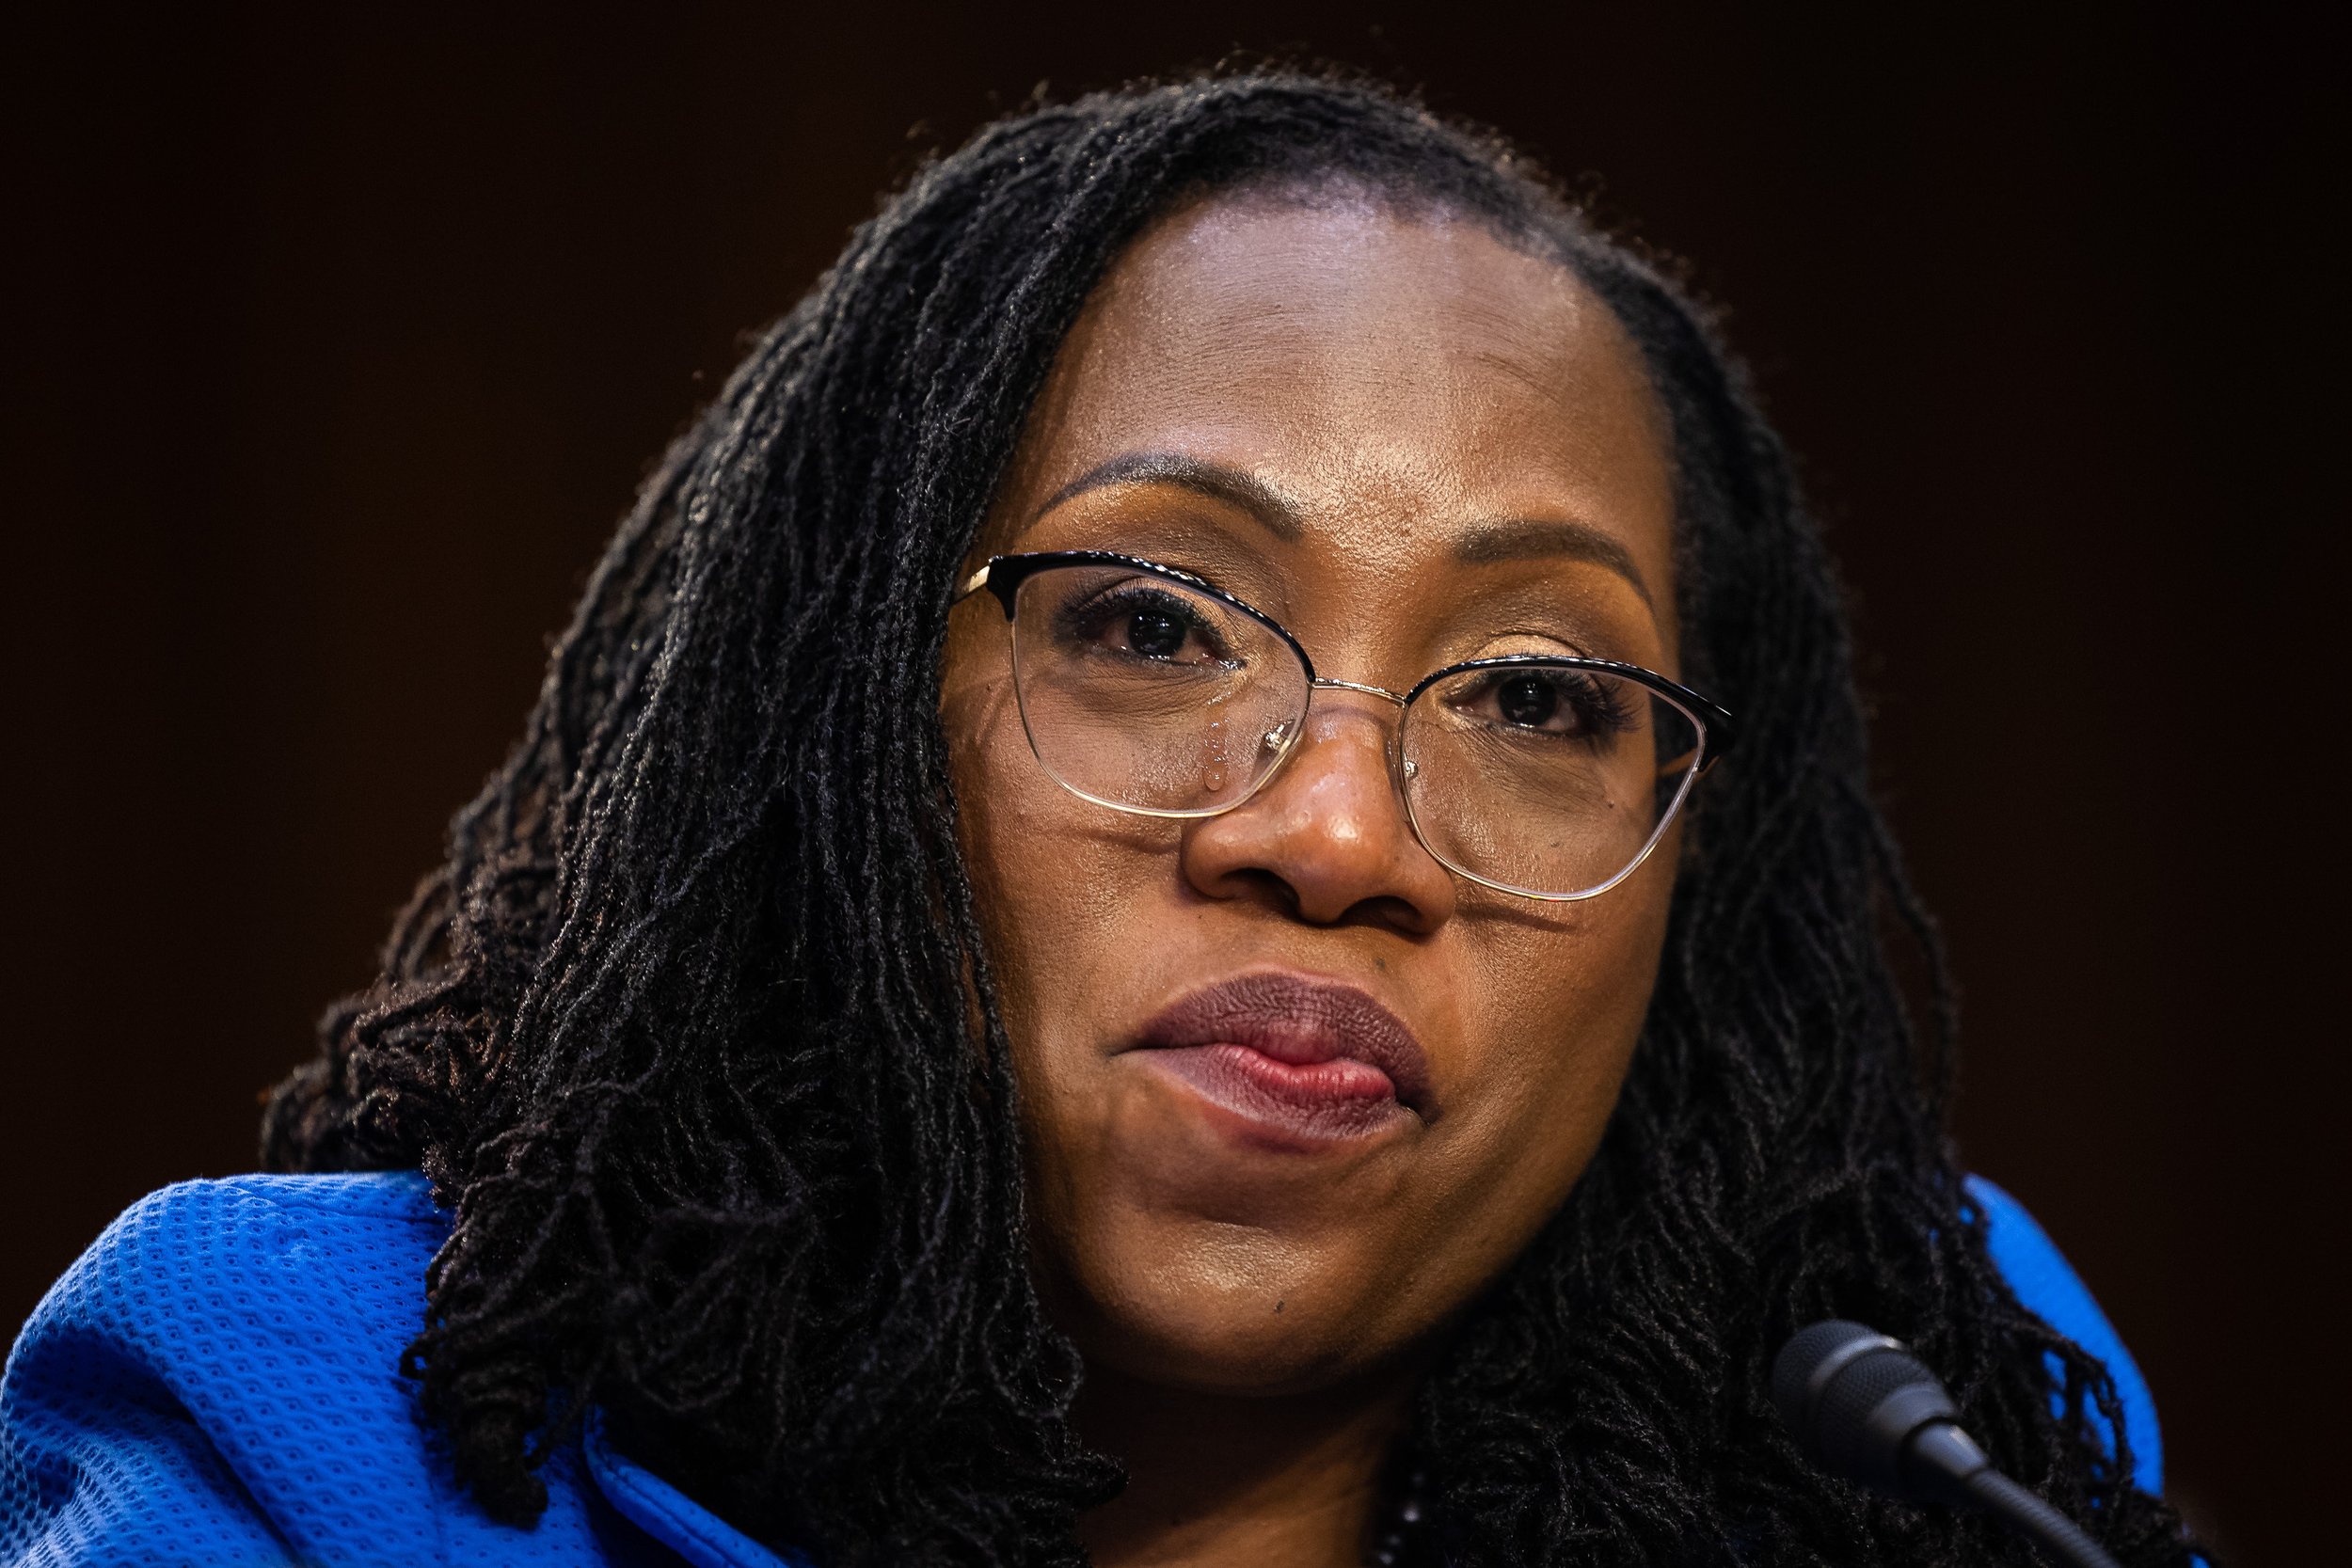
1124 972 1434 1144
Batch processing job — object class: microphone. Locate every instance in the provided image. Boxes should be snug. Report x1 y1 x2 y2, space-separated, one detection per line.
1772 1320 2121 1568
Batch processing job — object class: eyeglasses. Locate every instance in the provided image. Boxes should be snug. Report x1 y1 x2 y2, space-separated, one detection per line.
958 551 1735 901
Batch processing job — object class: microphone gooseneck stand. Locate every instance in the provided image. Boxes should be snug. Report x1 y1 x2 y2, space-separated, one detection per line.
1772 1320 2122 1568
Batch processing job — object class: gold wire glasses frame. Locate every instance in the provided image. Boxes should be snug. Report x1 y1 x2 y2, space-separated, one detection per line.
956 551 1737 902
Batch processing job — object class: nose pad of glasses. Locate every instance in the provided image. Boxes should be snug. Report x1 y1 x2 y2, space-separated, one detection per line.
1280 686 1417 805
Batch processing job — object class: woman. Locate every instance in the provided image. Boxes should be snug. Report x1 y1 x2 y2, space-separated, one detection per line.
1 71 2201 1567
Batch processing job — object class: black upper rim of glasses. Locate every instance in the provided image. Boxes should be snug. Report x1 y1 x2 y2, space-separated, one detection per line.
969 549 1737 769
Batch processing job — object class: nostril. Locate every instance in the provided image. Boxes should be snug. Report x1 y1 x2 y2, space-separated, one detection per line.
1218 865 1300 915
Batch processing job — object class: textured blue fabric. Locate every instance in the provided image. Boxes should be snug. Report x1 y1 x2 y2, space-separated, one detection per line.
3 1171 2163 1565
0 1175 799 1568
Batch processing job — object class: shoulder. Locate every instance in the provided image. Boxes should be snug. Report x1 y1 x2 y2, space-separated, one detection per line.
47 1170 449 1318
10 1172 451 1445
1 1174 663 1566
1 1174 453 1565
8 1172 448 1422
1967 1173 2167 1494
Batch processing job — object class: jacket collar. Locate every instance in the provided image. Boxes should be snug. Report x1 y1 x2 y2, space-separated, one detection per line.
581 1410 813 1568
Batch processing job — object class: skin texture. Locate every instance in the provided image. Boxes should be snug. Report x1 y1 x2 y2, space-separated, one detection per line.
939 193 1685 1568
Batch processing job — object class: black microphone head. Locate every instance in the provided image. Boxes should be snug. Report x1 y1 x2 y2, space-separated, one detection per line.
1772 1320 1962 1501
1771 1319 1883 1443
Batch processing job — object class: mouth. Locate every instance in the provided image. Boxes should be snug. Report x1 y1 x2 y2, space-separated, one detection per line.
1123 971 1433 1146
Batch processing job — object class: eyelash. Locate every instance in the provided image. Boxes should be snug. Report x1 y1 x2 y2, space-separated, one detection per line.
1043 571 1639 739
1450 665 1639 740
1053 581 1234 662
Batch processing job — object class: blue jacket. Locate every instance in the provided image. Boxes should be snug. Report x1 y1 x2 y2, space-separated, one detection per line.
0 1172 2161 1566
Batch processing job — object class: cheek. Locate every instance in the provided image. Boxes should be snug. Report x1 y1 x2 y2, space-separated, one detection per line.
959 770 1162 1027
1422 877 1671 1259
948 689 1220 1367
944 664 1163 1173
948 673 1080 1041
1289 873 1671 1360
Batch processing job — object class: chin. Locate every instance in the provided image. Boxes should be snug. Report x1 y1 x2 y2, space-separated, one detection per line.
1044 1220 1408 1396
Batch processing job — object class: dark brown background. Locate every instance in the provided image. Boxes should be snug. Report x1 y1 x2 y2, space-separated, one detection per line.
6 7 2336 1562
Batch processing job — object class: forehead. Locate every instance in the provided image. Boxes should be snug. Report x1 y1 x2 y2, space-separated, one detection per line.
993 194 1677 650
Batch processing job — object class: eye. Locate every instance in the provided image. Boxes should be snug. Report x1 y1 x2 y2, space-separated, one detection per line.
1496 673 1560 728
1125 603 1189 659
1448 665 1637 740
1055 581 1232 666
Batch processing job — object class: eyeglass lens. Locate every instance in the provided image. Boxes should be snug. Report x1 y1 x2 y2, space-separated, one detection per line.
1006 562 1703 899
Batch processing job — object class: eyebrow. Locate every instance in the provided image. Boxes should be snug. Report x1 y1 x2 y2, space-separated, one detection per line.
1032 451 1304 541
1452 516 1654 608
1030 450 1653 608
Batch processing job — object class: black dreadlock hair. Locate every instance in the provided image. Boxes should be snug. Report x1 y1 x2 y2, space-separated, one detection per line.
262 70 2202 1568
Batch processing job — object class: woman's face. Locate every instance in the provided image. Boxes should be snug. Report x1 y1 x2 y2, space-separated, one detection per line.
940 193 1681 1397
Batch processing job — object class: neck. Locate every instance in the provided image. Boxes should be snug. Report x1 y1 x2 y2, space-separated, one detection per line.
1073 1361 1420 1568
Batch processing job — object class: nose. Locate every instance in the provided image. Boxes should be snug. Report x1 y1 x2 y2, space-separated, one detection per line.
1179 687 1458 931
